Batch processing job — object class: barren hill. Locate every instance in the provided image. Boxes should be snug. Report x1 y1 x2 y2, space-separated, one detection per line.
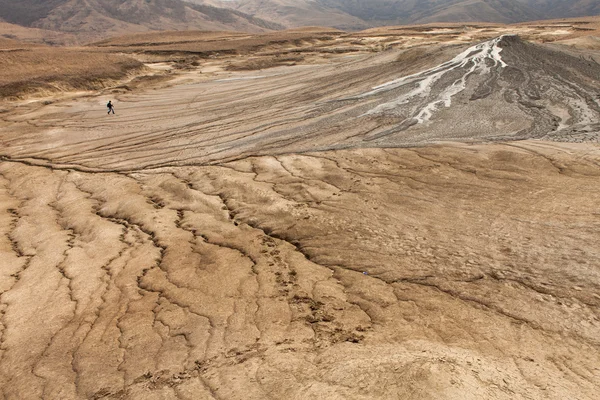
0 21 77 45
216 0 599 29
318 0 543 24
412 0 543 24
0 0 283 41
519 0 600 19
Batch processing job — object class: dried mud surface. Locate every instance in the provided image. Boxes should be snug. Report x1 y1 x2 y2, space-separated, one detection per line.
2 36 600 171
1 29 600 400
0 142 599 400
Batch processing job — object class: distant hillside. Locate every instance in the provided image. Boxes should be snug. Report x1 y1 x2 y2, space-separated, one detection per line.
517 0 600 19
412 0 544 24
2 0 599 40
213 0 599 30
318 0 543 24
190 0 369 30
0 0 284 41
0 21 77 45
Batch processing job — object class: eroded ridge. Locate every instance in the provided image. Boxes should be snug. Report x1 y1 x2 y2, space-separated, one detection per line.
0 142 599 399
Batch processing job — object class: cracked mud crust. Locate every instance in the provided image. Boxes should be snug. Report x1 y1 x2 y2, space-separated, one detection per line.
0 32 600 399
0 142 599 399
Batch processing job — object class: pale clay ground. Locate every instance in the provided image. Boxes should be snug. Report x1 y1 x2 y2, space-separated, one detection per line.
0 25 600 400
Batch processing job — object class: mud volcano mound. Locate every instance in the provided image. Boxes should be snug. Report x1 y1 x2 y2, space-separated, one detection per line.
345 35 600 144
1 36 599 171
498 35 600 141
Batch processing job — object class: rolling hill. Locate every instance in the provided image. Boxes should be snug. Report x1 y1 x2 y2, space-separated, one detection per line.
193 0 370 30
317 0 542 24
518 0 600 19
412 0 544 24
215 0 599 29
0 0 284 41
2 0 599 40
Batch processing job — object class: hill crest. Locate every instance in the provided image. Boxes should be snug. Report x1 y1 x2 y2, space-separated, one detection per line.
0 0 284 41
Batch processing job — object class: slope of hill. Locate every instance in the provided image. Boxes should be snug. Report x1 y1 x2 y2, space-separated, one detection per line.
0 38 145 99
3 0 598 39
0 21 77 45
318 0 542 23
0 0 284 41
214 0 596 29
413 0 544 24
518 0 600 19
199 0 369 30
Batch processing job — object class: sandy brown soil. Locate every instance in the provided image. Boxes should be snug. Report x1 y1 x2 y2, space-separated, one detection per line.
0 142 599 400
0 48 145 100
1 23 600 400
0 21 77 46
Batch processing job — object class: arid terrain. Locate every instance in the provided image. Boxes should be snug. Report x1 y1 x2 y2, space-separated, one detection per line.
2 0 599 41
213 0 600 29
0 0 284 43
1 20 600 399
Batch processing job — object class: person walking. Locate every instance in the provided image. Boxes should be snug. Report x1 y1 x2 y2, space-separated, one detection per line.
107 100 115 114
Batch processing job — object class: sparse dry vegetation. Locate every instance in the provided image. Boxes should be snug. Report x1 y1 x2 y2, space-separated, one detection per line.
0 48 144 99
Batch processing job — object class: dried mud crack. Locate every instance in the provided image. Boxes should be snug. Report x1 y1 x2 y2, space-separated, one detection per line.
0 142 598 399
1 34 600 399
